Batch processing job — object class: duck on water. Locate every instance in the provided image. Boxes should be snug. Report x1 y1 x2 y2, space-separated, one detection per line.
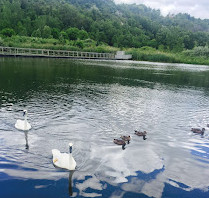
113 139 126 150
191 128 205 135
120 135 131 144
134 130 147 140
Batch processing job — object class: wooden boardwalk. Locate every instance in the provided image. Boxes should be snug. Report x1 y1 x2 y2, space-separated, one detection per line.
0 46 115 59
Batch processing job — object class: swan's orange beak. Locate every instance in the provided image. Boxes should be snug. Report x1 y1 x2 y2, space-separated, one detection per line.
53 158 58 163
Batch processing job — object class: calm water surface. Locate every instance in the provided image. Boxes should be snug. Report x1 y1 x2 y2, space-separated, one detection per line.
0 57 209 198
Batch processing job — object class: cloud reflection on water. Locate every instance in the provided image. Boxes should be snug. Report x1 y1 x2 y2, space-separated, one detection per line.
1 58 209 197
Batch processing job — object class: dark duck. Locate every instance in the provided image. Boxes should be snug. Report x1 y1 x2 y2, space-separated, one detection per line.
134 130 147 140
120 135 131 144
113 139 126 150
191 128 205 135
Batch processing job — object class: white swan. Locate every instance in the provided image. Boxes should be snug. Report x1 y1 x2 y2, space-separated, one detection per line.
15 110 31 131
52 143 76 170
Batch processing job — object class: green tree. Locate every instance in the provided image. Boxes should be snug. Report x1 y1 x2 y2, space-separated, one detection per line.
51 28 60 39
59 31 68 39
183 33 195 49
1 28 15 37
1 0 209 51
42 25 51 38
66 27 79 40
194 32 209 46
17 21 27 36
59 31 68 44
32 29 41 37
78 29 89 40
75 40 84 48
0 37 4 45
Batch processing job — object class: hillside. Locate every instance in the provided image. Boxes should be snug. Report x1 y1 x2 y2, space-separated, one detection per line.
0 0 209 52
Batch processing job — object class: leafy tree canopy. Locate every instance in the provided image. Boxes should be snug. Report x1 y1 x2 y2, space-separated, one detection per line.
0 0 209 51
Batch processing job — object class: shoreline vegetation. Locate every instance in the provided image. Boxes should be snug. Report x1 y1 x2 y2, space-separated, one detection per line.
1 0 209 66
1 35 209 65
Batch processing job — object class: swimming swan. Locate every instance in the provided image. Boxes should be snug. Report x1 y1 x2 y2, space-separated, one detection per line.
52 143 76 170
15 110 31 131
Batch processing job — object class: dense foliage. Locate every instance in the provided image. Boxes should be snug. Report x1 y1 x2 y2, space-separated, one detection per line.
1 0 209 52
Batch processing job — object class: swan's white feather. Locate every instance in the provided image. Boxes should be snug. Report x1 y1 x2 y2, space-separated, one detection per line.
52 149 76 170
15 119 31 131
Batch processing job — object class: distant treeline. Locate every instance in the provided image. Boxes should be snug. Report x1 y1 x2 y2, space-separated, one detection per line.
1 0 209 52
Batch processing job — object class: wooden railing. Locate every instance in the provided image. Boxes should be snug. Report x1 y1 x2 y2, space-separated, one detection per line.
0 46 115 59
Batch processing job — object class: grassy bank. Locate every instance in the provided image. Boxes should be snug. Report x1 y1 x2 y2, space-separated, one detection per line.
0 35 118 53
1 35 209 66
127 47 209 65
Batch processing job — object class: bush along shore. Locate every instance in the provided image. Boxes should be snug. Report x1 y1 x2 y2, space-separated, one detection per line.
1 35 209 65
127 46 209 65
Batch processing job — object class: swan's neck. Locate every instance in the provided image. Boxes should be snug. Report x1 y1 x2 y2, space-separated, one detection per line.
24 114 27 121
69 146 73 160
69 146 73 169
24 115 27 130
69 146 72 154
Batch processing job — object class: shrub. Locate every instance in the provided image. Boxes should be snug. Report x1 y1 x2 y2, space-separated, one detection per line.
42 26 52 38
51 28 60 39
1 28 15 37
183 46 209 57
66 27 79 41
139 46 157 52
78 30 89 40
0 37 4 45
32 29 41 38
75 40 84 49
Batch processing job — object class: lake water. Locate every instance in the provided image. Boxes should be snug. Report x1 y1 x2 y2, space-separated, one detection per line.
0 57 209 198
